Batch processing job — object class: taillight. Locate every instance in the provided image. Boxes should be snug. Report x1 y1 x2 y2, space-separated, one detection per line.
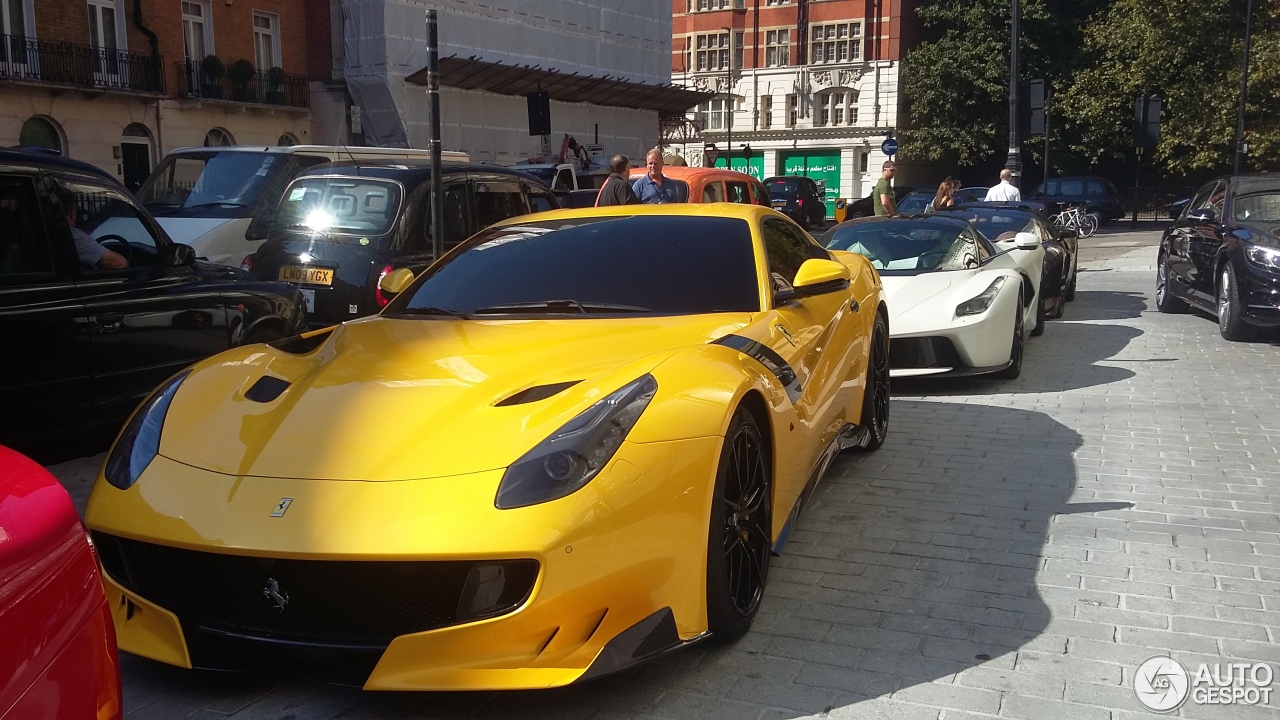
375 264 395 307
240 254 254 272
796 199 804 206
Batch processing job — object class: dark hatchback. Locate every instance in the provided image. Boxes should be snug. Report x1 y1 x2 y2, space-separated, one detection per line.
764 176 827 228
1030 176 1125 222
0 149 307 452
248 162 559 327
1156 174 1280 341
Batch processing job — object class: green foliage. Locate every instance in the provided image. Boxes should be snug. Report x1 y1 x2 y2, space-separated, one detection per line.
200 55 224 80
228 59 257 88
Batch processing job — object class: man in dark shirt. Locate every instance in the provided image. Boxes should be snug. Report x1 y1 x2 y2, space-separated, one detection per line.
595 154 639 206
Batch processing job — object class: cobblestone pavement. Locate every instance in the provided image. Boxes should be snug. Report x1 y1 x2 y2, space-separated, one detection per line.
47 226 1280 719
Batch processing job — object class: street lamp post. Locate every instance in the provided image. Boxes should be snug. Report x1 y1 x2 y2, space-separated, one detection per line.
1004 0 1022 189
1234 0 1255 175
722 25 732 171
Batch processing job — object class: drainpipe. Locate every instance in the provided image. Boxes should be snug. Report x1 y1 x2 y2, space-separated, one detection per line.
132 0 164 156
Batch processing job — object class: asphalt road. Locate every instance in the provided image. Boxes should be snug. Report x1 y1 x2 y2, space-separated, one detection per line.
47 222 1280 719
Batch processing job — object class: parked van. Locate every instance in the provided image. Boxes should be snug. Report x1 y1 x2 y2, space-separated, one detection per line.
135 145 469 266
247 161 559 327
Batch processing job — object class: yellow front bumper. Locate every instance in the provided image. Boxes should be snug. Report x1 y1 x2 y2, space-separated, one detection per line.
87 436 722 690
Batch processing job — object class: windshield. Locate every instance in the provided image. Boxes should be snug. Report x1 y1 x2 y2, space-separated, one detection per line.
822 219 987 275
391 216 759 316
136 151 288 214
273 177 402 236
897 192 932 214
949 210 1040 243
1234 182 1280 222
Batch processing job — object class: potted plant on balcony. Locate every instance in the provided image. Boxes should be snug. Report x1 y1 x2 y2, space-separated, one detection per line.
228 58 257 102
199 55 224 99
265 66 287 105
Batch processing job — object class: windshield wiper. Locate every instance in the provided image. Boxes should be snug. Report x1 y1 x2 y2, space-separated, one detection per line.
387 306 467 318
473 300 651 315
183 201 252 210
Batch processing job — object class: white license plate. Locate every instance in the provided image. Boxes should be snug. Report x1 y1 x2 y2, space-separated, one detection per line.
299 288 315 313
772 200 787 207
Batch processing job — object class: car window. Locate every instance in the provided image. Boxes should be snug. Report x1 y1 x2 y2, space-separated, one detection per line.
702 181 724 203
525 182 558 213
762 217 816 289
0 175 53 277
1086 180 1105 198
66 180 161 269
822 218 981 275
751 182 771 206
726 181 752 204
1187 182 1219 214
553 169 574 192
472 177 529 230
395 216 760 316
768 178 801 195
137 151 288 214
432 181 470 250
276 177 402 236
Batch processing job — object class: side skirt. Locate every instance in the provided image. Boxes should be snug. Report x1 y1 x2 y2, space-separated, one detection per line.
771 423 860 556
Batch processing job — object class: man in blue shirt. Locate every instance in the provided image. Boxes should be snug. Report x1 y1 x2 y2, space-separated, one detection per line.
632 149 678 204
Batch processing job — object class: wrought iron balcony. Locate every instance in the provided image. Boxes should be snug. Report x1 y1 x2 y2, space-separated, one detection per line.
176 60 309 109
0 34 164 94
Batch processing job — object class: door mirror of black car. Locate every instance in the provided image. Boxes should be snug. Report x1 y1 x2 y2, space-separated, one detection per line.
1187 208 1215 224
167 243 196 267
1057 228 1076 242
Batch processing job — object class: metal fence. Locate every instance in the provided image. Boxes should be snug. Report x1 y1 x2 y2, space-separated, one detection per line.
175 61 309 109
0 34 164 93
1119 186 1197 222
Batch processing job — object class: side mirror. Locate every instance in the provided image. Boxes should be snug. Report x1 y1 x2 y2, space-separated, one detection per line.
774 258 851 304
378 267 416 299
168 243 196 267
1015 231 1040 250
1056 228 1076 242
1187 208 1215 224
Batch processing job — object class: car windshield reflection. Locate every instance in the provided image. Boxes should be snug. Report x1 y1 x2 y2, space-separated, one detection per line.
822 219 990 275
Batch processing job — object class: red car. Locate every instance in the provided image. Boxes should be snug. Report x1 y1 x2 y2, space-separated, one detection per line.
0 446 122 720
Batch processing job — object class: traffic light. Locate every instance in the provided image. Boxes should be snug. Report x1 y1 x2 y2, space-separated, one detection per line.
1134 94 1162 148
527 91 551 136
1022 79 1045 137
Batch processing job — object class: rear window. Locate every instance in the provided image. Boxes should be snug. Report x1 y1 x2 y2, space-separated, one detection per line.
276 177 402 235
393 216 760 316
768 178 801 195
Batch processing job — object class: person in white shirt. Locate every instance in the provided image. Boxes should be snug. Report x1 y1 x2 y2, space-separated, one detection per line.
983 168 1022 202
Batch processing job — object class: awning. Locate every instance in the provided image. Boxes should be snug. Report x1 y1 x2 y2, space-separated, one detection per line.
405 55 713 117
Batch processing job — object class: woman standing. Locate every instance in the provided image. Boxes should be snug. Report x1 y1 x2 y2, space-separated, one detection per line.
927 177 955 212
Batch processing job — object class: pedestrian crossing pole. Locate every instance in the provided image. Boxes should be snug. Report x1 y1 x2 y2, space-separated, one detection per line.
426 9 443 262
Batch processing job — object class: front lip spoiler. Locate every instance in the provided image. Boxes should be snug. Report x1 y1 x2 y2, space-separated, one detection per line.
576 607 707 683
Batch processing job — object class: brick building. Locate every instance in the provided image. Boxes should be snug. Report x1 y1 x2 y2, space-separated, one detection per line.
0 0 311 190
668 0 920 217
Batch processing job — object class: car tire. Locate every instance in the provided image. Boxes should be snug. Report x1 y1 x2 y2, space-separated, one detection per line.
994 289 1025 380
1155 252 1189 314
1218 262 1254 342
1031 293 1046 336
706 407 771 643
852 312 890 452
1064 255 1078 301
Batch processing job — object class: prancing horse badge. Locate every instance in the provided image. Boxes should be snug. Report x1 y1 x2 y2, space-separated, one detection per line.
271 498 293 517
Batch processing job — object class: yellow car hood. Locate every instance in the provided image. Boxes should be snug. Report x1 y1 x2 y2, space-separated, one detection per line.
159 314 750 481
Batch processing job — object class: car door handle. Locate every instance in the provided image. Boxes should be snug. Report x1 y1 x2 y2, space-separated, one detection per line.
95 312 124 332
849 299 860 313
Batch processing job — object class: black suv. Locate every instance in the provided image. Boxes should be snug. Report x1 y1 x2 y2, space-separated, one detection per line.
0 149 307 452
248 162 559 327
1030 176 1125 223
765 176 827 229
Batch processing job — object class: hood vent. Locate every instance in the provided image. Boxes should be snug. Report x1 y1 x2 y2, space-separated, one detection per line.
496 381 581 407
245 376 291 403
269 328 335 355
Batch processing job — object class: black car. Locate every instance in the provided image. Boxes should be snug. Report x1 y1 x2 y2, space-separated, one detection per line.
941 201 1080 319
1030 176 1125 223
896 189 982 215
764 176 827 228
248 162 559 327
0 149 307 452
1156 174 1280 341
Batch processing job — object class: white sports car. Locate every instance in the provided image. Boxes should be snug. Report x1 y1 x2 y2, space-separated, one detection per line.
820 215 1044 379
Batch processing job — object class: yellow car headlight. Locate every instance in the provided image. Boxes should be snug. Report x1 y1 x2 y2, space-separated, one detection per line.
495 375 657 509
103 371 189 489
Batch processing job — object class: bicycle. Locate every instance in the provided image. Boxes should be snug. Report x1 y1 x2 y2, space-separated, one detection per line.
1051 204 1098 238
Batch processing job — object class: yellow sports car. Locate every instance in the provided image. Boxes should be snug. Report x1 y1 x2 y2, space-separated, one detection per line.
84 204 889 690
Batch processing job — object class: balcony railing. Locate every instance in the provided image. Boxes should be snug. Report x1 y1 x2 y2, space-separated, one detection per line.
0 34 164 93
176 60 309 109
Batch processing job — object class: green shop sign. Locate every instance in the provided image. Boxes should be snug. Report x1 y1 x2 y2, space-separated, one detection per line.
714 155 765 181
780 150 841 217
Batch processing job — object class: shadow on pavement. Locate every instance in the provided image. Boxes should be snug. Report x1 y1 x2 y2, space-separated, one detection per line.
118 401 1106 719
1062 290 1148 321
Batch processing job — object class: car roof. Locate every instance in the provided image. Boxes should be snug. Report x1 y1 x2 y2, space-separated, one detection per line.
296 161 542 186
0 147 121 184
492 202 778 226
627 166 761 183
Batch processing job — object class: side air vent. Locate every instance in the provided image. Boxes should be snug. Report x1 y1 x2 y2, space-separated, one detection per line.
268 328 335 355
245 376 291 403
496 381 581 407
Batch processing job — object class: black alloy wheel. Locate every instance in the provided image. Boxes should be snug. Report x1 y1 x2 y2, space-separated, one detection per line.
854 313 890 452
706 409 771 642
994 288 1025 380
1064 254 1078 301
1031 293 1046 336
1218 263 1254 341
1155 252 1188 314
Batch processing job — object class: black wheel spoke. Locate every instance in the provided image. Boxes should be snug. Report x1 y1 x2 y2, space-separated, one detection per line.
718 420 770 618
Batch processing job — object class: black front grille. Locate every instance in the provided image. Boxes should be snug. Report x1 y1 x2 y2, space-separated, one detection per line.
889 336 963 369
93 533 538 647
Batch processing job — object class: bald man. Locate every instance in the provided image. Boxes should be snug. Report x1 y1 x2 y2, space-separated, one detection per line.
983 168 1021 202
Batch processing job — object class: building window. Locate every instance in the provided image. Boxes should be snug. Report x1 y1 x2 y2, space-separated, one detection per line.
760 95 773 129
816 91 858 127
766 0 791 4
182 1 212 61
695 32 730 72
253 12 280 70
0 0 33 40
696 0 734 9
765 29 790 67
86 0 125 78
734 31 743 70
697 98 731 131
810 22 861 64
785 93 797 129
204 127 234 147
19 116 62 154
